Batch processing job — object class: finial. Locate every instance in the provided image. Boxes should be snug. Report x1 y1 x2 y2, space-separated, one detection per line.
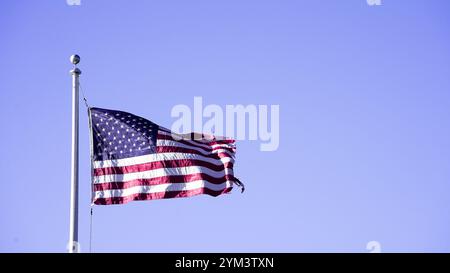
70 54 81 65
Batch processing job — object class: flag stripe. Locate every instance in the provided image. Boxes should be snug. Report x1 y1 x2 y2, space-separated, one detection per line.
94 159 234 176
93 173 236 191
156 146 234 159
157 139 235 155
93 152 233 169
94 165 234 184
94 180 232 199
94 187 232 205
158 130 236 147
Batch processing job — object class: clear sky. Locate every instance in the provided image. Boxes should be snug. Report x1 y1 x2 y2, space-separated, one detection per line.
1 0 450 252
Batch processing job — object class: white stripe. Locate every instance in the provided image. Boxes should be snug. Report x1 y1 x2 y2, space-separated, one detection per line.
158 130 236 149
158 130 212 149
93 152 234 168
157 139 235 157
210 143 236 149
94 180 232 199
93 166 234 184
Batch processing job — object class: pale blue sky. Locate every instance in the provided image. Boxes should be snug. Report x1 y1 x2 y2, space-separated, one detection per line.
1 0 450 252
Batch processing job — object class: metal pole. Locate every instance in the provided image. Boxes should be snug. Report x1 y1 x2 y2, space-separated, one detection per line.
69 54 81 253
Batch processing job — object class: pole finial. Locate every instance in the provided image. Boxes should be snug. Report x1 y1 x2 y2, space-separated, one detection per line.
70 55 81 75
70 54 81 65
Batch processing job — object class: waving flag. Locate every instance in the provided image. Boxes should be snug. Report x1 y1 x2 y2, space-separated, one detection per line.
89 107 241 205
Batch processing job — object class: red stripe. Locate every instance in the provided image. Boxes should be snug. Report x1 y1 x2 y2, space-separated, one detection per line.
159 131 236 146
93 173 236 191
158 129 234 144
156 146 234 159
93 187 232 205
157 134 236 153
94 159 234 176
191 138 235 146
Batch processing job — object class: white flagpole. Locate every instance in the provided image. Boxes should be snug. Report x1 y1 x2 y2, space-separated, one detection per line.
69 54 81 253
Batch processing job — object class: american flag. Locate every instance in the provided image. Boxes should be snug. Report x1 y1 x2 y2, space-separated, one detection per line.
89 107 241 205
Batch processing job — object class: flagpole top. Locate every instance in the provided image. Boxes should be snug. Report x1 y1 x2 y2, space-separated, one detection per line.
70 55 81 75
70 54 80 65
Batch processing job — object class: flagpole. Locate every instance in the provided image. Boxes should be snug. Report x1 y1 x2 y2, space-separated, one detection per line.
69 54 81 253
